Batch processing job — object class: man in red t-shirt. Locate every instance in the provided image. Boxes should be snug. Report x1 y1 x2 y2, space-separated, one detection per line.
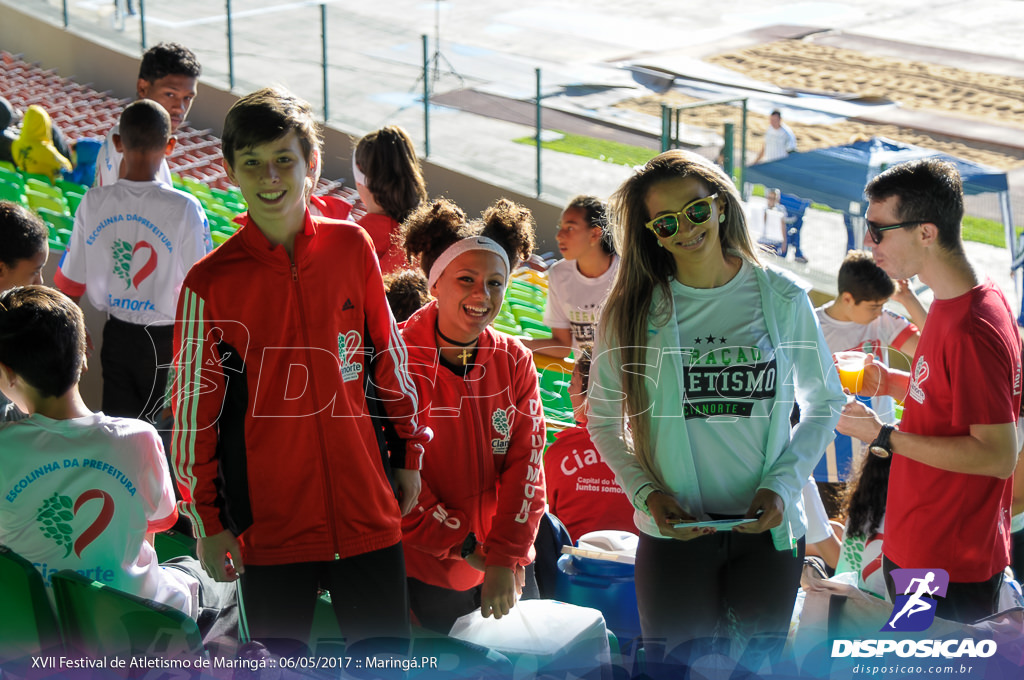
838 159 1021 624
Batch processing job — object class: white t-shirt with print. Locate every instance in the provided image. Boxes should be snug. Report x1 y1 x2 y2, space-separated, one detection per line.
543 254 619 349
58 179 212 326
0 413 197 617
672 261 775 515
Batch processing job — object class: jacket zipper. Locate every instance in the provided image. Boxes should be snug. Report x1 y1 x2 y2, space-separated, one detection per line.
292 260 342 559
465 364 488 543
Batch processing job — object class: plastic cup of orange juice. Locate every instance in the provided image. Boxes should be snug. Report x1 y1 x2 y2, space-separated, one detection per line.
835 351 868 393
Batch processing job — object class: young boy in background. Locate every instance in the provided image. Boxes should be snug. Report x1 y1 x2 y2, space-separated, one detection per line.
813 250 926 516
96 42 201 186
172 87 429 655
55 99 211 432
0 201 49 422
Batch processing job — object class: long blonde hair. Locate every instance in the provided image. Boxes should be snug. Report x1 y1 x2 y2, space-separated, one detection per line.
601 150 761 485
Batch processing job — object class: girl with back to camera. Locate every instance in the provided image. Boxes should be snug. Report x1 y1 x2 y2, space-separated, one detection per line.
587 150 843 660
523 195 618 359
310 125 426 275
398 198 546 634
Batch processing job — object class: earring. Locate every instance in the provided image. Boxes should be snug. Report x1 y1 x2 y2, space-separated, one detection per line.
719 213 726 223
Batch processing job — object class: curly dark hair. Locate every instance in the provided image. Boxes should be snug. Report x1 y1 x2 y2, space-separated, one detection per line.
479 198 536 269
384 269 429 323
401 198 536 277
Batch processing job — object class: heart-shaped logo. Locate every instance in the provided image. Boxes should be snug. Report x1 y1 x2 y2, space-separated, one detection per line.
343 330 361 366
36 488 114 558
73 489 115 557
130 241 158 289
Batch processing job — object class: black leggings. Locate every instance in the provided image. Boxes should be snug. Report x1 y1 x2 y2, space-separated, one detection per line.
635 530 804 660
239 542 410 656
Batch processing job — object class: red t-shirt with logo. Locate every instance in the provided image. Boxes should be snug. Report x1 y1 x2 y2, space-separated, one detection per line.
885 280 1021 582
543 426 637 541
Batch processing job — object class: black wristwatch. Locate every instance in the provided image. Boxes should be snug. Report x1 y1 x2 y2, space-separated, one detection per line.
869 424 895 458
460 532 478 559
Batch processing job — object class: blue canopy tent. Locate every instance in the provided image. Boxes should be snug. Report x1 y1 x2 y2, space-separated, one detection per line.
743 137 1015 259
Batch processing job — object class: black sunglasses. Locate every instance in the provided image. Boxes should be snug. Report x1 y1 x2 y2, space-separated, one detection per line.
866 220 925 245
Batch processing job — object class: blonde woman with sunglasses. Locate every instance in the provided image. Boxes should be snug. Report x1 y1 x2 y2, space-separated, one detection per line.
587 150 844 662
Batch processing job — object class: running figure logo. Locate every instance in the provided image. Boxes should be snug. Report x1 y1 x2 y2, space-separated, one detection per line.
882 568 949 632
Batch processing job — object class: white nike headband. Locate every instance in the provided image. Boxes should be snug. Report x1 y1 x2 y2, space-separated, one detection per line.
427 236 511 291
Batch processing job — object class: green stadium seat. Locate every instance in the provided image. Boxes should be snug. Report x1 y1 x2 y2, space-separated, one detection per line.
26 178 63 199
510 304 545 324
36 208 74 233
491 320 521 335
0 159 17 173
0 165 24 187
519 319 552 339
506 290 544 309
23 172 54 185
27 192 69 215
0 180 26 203
509 279 545 297
0 545 62 666
55 229 74 247
51 570 205 660
64 192 83 215
56 179 89 196
154 530 197 561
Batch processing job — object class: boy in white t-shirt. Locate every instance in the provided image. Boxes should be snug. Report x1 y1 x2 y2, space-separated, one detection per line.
56 100 211 431
813 250 927 516
0 286 234 642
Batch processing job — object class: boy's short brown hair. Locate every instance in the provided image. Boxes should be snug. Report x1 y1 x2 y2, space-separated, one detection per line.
118 99 171 152
0 201 48 269
837 250 896 303
221 87 322 167
0 286 86 398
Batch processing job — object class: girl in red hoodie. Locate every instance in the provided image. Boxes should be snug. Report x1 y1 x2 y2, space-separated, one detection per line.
398 198 546 633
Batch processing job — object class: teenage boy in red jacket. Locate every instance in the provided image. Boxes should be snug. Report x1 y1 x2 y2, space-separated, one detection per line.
171 87 430 654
